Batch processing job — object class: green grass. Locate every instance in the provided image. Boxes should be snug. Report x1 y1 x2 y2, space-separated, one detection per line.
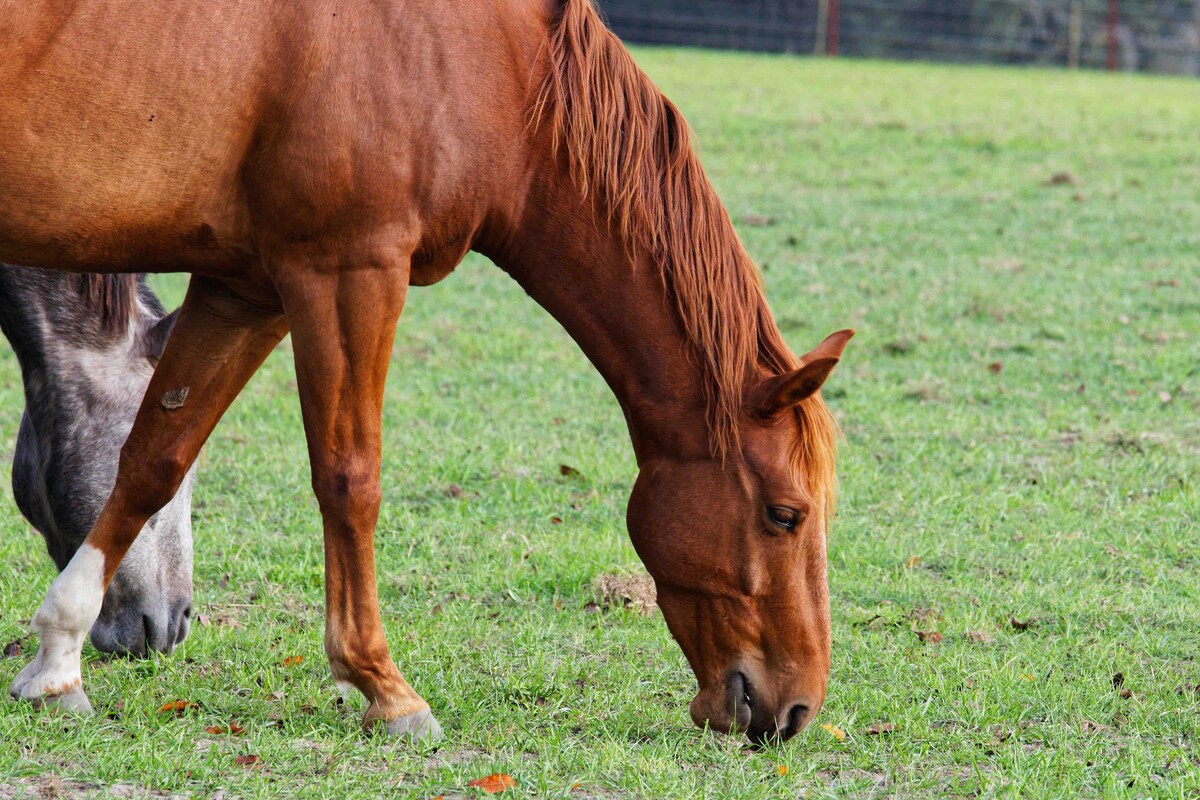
2 52 1199 798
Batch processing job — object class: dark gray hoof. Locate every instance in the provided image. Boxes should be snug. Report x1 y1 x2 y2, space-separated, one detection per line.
378 708 443 743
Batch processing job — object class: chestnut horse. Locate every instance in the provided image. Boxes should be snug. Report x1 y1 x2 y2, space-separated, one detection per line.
1 0 852 743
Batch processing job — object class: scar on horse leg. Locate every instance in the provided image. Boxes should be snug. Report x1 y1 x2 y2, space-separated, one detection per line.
278 263 440 742
9 276 286 711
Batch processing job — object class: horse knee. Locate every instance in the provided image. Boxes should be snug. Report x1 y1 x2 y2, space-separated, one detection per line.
310 461 381 521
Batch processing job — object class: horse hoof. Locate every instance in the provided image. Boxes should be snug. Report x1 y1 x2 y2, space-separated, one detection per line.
42 689 94 715
376 708 443 743
7 678 93 716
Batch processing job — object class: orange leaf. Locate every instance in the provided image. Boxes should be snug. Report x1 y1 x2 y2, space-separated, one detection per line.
281 655 304 668
821 723 846 741
904 555 921 569
916 630 942 644
205 722 246 735
468 773 517 794
158 700 197 716
234 754 261 768
776 764 788 776
863 722 896 735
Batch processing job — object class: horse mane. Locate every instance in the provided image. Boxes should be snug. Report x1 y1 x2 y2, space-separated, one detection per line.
73 274 139 334
534 0 839 518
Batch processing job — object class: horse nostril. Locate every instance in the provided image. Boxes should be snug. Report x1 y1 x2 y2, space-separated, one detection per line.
780 703 811 740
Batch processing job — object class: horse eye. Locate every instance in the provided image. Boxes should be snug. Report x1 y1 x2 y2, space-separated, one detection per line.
766 506 801 531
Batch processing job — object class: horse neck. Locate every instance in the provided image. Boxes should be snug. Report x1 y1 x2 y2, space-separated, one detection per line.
482 174 728 465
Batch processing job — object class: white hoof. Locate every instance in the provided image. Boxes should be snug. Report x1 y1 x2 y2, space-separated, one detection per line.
375 708 443 743
9 645 84 704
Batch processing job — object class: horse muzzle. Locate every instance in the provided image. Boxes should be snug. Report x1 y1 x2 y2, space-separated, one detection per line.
689 669 821 744
89 596 192 656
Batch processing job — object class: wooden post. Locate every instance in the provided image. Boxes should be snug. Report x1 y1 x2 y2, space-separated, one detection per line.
1068 1 1082 69
1107 0 1119 71
815 0 828 55
827 0 840 56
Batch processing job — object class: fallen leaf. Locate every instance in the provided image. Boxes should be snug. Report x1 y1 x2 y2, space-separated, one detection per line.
915 630 942 644
196 614 211 627
904 555 922 569
158 700 198 716
570 783 582 792
863 722 895 735
467 773 517 794
281 655 304 668
1081 719 1110 734
1021 673 1036 682
446 483 464 498
776 764 788 776
1112 672 1125 689
1010 616 1031 630
582 601 601 615
1118 689 1133 699
742 214 777 227
884 339 914 356
821 723 847 741
558 464 582 478
550 516 563 525
234 754 261 768
988 361 1003 374
269 690 285 701
205 722 246 735
3 640 20 658
1158 391 1173 404
965 630 993 643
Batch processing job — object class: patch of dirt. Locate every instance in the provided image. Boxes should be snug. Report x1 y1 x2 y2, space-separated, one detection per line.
594 573 657 614
0 778 191 800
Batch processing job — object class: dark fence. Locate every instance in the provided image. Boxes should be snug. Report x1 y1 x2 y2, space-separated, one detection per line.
599 0 1200 76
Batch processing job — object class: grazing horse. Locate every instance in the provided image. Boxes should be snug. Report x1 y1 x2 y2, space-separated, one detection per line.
1 0 852 743
0 269 193 659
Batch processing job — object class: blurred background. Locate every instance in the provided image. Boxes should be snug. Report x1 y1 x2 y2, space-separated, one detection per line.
600 0 1200 76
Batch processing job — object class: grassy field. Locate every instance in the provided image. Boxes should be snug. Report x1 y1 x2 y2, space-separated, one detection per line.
2 51 1199 799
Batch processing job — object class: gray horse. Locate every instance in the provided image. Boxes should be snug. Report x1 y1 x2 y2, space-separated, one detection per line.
0 267 194 656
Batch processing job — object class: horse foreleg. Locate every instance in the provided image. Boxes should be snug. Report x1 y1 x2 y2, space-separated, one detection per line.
278 263 440 743
9 276 287 711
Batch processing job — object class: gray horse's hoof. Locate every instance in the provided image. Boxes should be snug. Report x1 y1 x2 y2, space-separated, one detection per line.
378 708 443 743
39 689 94 715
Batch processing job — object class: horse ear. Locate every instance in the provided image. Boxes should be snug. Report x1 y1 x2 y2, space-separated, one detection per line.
799 328 855 364
143 308 179 364
750 329 854 421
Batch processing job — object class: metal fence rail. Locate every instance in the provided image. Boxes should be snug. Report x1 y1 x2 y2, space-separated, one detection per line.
599 0 1200 76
